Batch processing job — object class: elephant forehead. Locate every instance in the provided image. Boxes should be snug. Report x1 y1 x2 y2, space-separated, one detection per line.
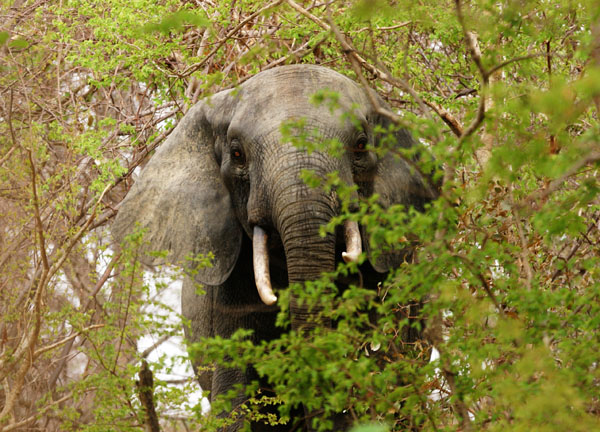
241 64 362 96
230 65 369 131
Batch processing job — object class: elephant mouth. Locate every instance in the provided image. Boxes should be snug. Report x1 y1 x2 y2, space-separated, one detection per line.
252 221 362 306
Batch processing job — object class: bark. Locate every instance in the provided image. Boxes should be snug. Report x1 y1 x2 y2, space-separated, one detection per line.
591 19 600 115
137 360 160 432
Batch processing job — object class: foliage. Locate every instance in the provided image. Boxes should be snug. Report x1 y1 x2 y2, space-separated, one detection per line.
1 0 599 431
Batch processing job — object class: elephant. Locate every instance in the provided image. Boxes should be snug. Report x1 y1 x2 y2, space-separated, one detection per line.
112 64 438 431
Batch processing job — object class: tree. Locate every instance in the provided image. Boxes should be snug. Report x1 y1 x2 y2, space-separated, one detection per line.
1 0 599 430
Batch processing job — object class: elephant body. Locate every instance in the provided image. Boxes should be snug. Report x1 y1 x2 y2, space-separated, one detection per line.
113 65 437 431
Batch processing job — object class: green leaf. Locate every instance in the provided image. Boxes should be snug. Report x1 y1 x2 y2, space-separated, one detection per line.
8 37 29 49
141 10 209 35
350 423 389 432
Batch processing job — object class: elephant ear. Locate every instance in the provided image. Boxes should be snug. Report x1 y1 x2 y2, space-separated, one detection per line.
363 115 438 273
112 90 242 285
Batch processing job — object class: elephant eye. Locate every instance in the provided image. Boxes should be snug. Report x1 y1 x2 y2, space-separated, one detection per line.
354 136 368 152
230 144 245 164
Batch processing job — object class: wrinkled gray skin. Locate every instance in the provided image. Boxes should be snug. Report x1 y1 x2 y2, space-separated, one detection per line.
112 65 437 431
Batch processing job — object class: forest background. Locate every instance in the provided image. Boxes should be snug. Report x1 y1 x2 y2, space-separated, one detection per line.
1 0 599 431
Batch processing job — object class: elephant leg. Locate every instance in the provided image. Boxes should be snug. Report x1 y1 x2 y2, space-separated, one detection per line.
183 280 254 432
209 294 286 431
211 365 248 432
186 237 288 431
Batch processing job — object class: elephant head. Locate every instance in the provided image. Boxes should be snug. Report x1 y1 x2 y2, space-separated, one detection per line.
112 64 437 333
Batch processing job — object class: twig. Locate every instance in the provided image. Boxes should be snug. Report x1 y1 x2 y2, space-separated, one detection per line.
0 150 55 421
2 89 17 166
0 391 76 432
328 19 402 124
487 53 540 78
451 252 502 312
112 260 136 374
593 19 600 114
286 0 330 31
455 0 488 141
0 183 111 423
424 323 472 431
287 0 430 117
455 0 485 78
46 252 122 390
0 146 16 168
34 324 104 357
260 34 328 73
181 0 284 78
551 213 600 281
513 211 533 289
141 334 172 359
510 184 534 291
112 126 175 193
516 150 600 211
352 21 412 33
410 377 440 432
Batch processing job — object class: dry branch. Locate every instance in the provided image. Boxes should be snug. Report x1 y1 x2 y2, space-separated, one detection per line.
517 150 600 211
181 0 284 78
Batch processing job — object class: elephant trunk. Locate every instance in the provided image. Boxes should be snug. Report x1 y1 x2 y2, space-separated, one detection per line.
251 146 362 327
278 198 337 331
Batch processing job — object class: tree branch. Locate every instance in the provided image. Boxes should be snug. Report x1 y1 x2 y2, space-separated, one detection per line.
517 150 600 211
34 324 104 357
0 183 111 424
287 0 430 118
424 100 464 137
137 360 161 432
141 334 172 359
181 0 284 78
0 391 76 432
28 150 49 272
455 0 488 141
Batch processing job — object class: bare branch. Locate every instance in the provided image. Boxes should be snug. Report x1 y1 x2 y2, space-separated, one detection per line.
28 150 49 272
455 0 488 141
0 391 76 432
34 324 105 357
287 0 431 118
455 0 486 79
591 18 600 114
2 89 18 166
181 0 284 78
424 100 464 137
487 53 540 78
141 334 173 359
517 150 600 211
352 21 412 34
551 213 600 282
0 181 111 423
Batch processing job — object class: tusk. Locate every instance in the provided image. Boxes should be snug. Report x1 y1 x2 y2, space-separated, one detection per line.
342 220 362 263
253 226 277 305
